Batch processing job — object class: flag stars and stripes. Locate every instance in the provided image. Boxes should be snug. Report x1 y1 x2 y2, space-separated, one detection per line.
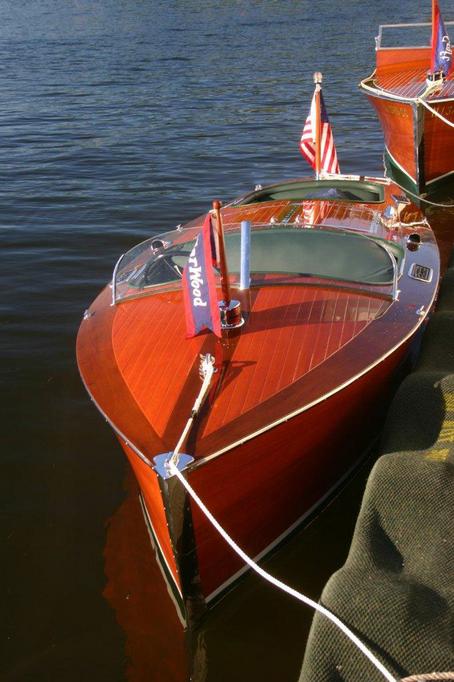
300 88 340 176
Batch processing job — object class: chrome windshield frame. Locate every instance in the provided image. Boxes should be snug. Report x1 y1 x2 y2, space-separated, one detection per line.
111 222 403 306
375 21 454 50
111 252 125 306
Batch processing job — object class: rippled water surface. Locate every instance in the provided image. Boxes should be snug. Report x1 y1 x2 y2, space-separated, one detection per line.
2 1 454 681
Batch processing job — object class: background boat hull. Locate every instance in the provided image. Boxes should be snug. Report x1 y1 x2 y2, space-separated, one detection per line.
362 43 454 196
366 93 454 196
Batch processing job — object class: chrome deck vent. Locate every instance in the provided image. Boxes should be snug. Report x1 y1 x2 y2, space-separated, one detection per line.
408 263 433 283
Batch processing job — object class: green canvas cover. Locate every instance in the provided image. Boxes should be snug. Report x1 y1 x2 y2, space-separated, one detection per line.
299 288 454 681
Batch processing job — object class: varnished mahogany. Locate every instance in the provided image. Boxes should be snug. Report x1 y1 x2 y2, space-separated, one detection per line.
360 42 454 194
77 176 439 626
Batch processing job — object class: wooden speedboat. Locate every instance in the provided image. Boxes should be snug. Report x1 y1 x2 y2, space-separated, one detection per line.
360 4 454 197
77 174 439 627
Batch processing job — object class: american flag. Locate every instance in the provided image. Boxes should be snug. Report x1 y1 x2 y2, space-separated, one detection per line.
300 88 340 175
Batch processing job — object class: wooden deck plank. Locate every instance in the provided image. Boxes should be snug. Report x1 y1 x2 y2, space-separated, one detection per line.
112 285 390 445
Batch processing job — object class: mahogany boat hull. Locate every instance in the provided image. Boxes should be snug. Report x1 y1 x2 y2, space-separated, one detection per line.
77 176 439 627
128 340 410 615
363 87 454 196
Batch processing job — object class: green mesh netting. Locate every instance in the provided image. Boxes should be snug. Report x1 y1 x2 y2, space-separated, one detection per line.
299 310 454 681
436 270 454 313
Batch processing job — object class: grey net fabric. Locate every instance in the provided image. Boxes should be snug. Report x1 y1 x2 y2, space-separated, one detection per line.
299 264 454 682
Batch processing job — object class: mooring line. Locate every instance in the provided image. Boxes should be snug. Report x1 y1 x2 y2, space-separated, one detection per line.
417 98 454 130
383 165 454 209
169 461 398 682
401 186 454 208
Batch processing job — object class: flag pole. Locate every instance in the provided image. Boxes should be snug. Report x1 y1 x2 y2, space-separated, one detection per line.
431 0 437 66
212 199 244 330
212 199 232 307
313 71 323 180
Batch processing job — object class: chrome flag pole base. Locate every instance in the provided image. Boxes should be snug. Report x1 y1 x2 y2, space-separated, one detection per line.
219 299 244 329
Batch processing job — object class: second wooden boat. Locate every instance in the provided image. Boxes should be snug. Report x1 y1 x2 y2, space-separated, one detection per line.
360 2 454 197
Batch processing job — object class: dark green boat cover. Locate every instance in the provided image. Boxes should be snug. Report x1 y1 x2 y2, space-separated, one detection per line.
299 267 454 681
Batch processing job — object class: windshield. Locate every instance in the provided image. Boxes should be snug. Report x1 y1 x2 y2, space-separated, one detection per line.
112 224 402 304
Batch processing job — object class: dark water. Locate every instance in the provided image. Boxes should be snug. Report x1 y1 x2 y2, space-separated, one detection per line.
2 1 454 681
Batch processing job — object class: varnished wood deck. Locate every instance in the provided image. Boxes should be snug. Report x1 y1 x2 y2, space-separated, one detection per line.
112 285 388 447
371 47 454 100
374 66 454 99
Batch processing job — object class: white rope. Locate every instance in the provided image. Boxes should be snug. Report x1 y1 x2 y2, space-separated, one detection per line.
169 462 398 682
396 183 454 208
383 164 454 208
401 674 454 681
417 98 454 129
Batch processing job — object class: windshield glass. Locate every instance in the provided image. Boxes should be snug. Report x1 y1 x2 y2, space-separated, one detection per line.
113 224 401 304
236 179 385 204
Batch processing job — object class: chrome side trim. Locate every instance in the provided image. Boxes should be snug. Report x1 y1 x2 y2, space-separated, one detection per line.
359 77 418 104
426 168 454 186
385 146 416 183
77 369 154 468
386 145 454 189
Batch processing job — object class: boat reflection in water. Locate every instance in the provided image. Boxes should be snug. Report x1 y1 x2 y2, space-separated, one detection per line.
103 470 190 681
103 459 377 681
